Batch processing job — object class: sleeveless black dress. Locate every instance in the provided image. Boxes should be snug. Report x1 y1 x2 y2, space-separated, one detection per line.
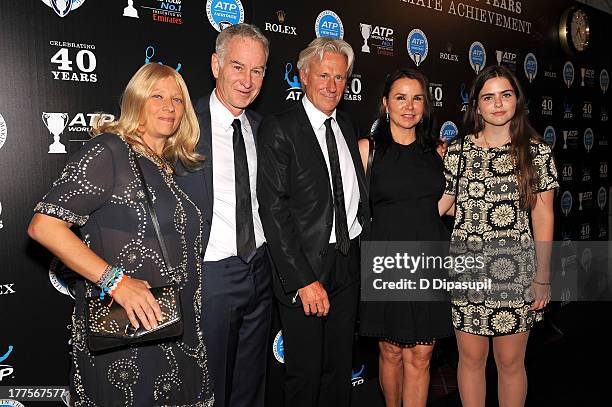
359 140 453 346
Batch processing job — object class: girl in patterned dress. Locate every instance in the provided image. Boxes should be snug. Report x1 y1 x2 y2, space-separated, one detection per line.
28 64 214 406
438 65 558 406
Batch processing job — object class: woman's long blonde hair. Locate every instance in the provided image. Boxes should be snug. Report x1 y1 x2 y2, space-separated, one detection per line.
92 63 202 170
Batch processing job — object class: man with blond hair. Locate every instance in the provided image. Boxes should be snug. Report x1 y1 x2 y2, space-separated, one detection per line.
258 37 369 407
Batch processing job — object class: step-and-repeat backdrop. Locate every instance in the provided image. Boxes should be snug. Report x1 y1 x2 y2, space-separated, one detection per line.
0 0 610 404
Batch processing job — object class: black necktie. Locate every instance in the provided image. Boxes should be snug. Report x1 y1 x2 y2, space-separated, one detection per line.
324 118 350 255
232 119 256 262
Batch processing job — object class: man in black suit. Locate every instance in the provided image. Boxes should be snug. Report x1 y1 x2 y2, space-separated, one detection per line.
257 37 369 407
176 24 271 407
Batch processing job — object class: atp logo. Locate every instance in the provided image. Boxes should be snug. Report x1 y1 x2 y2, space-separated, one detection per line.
283 62 302 101
351 364 365 387
0 345 14 382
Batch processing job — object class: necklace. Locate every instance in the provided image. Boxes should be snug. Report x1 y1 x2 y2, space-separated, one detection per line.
482 133 491 149
142 149 173 175
480 132 510 149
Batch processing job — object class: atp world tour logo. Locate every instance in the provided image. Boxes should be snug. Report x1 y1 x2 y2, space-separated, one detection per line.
598 187 607 210
523 53 537 83
41 0 85 17
560 191 572 216
583 128 594 152
601 69 609 93
440 121 458 142
315 10 344 39
406 29 428 67
543 126 556 148
272 330 284 363
0 113 6 151
469 41 486 74
563 61 575 88
206 0 244 32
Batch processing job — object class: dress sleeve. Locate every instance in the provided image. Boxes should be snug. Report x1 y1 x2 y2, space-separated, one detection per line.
532 143 559 193
443 140 462 195
34 139 115 226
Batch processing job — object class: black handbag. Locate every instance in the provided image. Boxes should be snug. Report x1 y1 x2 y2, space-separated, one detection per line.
85 151 183 352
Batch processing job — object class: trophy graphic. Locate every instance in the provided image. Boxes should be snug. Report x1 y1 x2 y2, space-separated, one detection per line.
580 67 586 87
578 192 584 211
123 0 139 18
562 130 568 149
496 50 503 65
42 112 68 154
360 23 372 53
414 53 423 67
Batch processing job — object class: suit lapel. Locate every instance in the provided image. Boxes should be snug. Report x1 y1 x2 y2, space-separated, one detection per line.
246 109 261 150
195 96 214 218
297 103 328 171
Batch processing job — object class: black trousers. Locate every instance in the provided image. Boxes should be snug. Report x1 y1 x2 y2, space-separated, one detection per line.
278 240 360 407
202 245 272 407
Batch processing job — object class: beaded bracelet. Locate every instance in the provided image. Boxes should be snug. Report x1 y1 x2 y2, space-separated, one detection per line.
95 264 115 288
533 280 551 286
108 273 127 298
99 267 124 300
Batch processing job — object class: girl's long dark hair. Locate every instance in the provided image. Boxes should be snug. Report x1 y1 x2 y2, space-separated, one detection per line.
372 68 437 154
463 65 541 209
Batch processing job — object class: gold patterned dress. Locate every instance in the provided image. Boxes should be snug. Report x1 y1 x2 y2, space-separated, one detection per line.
443 135 558 336
34 133 214 406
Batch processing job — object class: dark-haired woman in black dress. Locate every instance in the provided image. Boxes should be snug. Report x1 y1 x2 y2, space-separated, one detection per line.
359 68 453 407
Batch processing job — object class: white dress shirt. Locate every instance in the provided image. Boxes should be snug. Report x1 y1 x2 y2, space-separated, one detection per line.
301 96 362 242
204 90 266 261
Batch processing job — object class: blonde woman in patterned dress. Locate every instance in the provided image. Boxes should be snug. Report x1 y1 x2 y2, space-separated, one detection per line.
28 63 214 406
438 65 558 407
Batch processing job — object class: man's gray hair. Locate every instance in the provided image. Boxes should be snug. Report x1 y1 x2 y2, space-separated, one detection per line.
215 23 270 64
297 37 354 77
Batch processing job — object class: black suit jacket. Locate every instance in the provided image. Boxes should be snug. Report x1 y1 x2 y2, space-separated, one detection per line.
175 93 262 255
257 102 370 306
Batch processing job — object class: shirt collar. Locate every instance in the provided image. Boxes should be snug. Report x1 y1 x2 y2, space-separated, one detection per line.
210 89 246 130
302 95 337 131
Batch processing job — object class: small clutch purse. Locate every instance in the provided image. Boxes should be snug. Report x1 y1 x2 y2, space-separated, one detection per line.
85 284 183 353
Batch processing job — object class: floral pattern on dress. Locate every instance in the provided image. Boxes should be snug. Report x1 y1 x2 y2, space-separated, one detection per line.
443 136 558 336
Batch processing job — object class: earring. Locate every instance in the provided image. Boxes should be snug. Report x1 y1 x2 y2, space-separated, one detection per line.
385 111 389 122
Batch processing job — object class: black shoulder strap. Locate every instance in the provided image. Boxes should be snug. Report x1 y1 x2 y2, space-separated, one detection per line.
133 152 173 273
366 136 375 191
454 136 466 201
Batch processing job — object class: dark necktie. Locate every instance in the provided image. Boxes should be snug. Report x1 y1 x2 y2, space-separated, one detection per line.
324 118 350 255
232 119 256 262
